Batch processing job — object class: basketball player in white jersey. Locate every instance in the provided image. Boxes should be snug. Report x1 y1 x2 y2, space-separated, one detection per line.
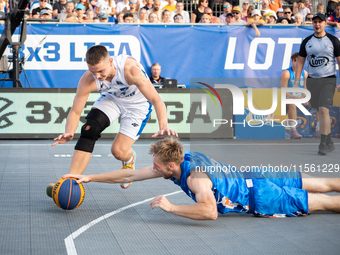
50 45 177 191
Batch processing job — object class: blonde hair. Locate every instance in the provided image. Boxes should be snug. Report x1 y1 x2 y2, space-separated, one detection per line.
149 137 184 165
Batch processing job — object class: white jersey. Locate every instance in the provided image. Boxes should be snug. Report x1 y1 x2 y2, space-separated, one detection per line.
93 54 148 104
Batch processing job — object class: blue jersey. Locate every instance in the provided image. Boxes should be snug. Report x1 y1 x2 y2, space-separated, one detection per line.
171 151 250 214
287 66 305 88
170 151 308 217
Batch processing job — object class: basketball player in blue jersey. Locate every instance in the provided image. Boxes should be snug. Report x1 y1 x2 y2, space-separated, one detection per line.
50 45 177 192
280 52 308 139
294 13 340 155
64 138 340 220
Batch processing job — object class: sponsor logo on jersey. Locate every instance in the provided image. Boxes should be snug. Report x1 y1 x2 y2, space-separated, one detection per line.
309 54 329 67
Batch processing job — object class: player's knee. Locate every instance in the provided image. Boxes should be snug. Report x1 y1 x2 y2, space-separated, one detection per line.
318 107 329 117
111 147 125 161
75 109 110 153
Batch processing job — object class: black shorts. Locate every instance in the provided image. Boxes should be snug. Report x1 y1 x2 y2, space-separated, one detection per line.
306 76 336 109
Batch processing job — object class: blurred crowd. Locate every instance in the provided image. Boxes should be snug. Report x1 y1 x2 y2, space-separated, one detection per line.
0 0 339 26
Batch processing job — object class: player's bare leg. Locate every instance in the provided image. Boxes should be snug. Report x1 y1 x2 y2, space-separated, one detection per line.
302 174 340 193
319 107 331 135
308 193 340 213
111 133 136 189
68 150 92 175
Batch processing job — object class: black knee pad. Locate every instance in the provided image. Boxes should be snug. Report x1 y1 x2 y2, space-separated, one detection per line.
75 109 110 153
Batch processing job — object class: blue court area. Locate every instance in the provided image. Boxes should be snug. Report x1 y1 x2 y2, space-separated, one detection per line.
0 139 339 255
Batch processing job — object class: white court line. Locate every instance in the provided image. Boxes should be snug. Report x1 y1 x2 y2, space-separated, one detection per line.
64 190 182 255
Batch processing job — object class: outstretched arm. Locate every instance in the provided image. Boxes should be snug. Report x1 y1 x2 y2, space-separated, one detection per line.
150 171 218 220
63 166 162 184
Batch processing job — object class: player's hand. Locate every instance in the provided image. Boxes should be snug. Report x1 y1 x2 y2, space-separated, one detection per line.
151 128 178 138
293 81 299 88
336 84 340 92
52 133 74 146
150 195 173 213
62 174 90 183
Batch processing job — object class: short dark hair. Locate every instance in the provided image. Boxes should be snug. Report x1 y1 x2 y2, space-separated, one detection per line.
86 45 109 65
123 12 134 20
291 52 299 60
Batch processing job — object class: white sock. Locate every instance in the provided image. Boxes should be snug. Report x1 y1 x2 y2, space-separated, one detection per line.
124 155 133 165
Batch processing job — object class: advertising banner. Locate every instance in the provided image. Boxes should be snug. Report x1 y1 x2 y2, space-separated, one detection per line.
1 24 339 89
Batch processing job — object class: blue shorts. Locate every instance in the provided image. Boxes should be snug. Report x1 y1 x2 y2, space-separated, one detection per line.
249 171 309 217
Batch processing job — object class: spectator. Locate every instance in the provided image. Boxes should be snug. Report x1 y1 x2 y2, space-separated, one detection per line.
241 1 249 17
90 0 98 13
246 9 265 25
123 1 138 20
173 13 183 23
297 0 310 17
170 1 190 23
226 12 235 24
283 6 293 23
116 0 130 14
266 13 277 24
93 16 99 22
134 7 148 23
80 0 91 11
84 9 95 22
232 6 245 24
245 9 264 37
40 9 52 23
148 12 159 22
123 12 134 22
260 0 275 16
327 0 337 15
52 0 67 19
141 0 154 11
242 4 254 22
204 7 221 23
303 12 313 24
268 0 281 13
0 0 9 14
277 16 289 24
305 0 312 13
96 0 115 17
75 3 86 21
150 63 165 84
219 1 232 24
99 12 109 22
161 9 172 23
162 0 176 12
30 0 53 18
294 12 303 24
58 1 74 22
199 13 211 23
116 12 124 23
191 0 208 23
317 3 324 14
276 7 284 19
327 2 340 29
281 52 308 139
147 0 162 22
